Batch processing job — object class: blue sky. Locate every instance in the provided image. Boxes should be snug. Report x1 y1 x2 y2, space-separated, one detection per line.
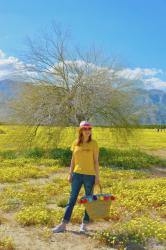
1 0 166 89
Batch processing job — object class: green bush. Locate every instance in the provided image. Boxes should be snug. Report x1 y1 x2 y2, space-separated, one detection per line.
48 148 71 166
22 147 45 158
0 150 17 159
99 147 166 169
1 146 165 170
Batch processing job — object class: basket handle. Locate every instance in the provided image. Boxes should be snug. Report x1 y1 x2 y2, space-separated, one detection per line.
92 183 103 194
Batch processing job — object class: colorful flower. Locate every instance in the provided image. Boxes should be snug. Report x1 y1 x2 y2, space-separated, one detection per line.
78 193 115 204
93 195 97 200
104 196 110 201
110 195 116 200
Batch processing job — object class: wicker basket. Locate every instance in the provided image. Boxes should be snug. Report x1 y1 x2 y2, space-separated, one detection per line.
78 183 115 220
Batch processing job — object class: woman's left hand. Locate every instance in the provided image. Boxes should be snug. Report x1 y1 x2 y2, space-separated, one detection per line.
95 176 100 185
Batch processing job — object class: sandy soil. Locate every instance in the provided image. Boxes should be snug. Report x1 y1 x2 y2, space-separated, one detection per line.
145 149 166 160
0 211 113 250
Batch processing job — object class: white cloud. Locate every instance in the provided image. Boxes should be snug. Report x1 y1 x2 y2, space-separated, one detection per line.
115 67 166 90
0 49 166 90
116 67 163 80
0 49 26 80
0 50 6 59
143 77 166 89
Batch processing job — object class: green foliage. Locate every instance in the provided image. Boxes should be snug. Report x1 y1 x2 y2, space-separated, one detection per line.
93 216 166 249
47 148 71 166
0 166 50 183
22 147 45 158
100 147 166 169
1 146 165 170
0 128 6 134
0 150 17 159
56 196 69 208
0 237 15 250
15 205 64 226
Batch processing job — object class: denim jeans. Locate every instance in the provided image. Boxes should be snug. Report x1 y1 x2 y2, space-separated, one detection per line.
61 172 95 224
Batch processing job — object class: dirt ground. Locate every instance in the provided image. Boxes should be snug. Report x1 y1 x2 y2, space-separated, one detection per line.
0 170 116 250
0 210 113 250
145 149 166 160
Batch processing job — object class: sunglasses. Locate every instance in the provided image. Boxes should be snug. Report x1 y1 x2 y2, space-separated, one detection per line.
82 127 92 131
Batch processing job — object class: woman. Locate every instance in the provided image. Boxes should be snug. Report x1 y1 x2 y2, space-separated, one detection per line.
52 120 100 233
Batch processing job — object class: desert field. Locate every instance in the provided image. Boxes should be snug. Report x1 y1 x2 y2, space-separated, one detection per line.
0 125 166 250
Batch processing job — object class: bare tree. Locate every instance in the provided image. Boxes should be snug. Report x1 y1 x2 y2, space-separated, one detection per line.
7 22 143 149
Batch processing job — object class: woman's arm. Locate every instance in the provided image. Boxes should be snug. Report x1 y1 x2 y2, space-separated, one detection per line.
69 153 75 174
68 154 75 183
93 150 100 184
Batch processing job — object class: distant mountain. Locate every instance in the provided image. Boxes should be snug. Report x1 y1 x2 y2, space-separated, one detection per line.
147 89 166 124
0 79 166 124
0 79 21 98
136 88 166 124
0 79 21 122
147 89 166 105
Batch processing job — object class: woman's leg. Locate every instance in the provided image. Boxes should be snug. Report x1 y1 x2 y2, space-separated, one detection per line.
82 174 95 224
61 173 83 224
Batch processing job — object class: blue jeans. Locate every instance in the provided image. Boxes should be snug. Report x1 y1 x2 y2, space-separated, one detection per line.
61 172 95 224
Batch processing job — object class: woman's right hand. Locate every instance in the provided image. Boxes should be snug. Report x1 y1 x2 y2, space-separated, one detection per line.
68 173 73 183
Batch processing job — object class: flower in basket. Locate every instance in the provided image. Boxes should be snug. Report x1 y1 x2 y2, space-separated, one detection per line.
93 195 97 200
104 196 110 201
88 197 93 202
110 195 116 200
78 193 116 205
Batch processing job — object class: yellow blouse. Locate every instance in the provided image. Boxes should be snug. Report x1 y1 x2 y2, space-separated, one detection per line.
70 139 99 175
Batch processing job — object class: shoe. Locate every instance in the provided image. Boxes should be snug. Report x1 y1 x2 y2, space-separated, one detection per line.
52 223 66 233
79 223 88 233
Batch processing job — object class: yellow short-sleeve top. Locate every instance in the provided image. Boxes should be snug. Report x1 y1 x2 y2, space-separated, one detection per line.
70 139 99 175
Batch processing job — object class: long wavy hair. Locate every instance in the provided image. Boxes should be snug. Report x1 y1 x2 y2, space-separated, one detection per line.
76 128 92 146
